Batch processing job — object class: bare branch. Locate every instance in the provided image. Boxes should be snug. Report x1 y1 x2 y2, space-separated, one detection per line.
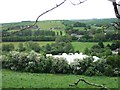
108 0 116 2
116 3 120 6
4 0 88 36
69 0 87 6
108 0 120 6
5 0 67 36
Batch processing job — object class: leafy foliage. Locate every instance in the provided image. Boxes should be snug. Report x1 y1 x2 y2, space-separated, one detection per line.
73 22 86 27
2 43 14 51
2 50 120 76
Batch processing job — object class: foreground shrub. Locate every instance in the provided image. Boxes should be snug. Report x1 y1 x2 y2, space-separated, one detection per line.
9 51 29 71
104 64 114 76
2 43 14 51
84 67 96 76
2 51 119 76
2 51 70 74
106 55 120 68
70 57 94 75
36 56 54 73
50 58 69 74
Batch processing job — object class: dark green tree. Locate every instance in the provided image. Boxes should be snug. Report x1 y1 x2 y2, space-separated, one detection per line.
60 31 63 36
2 43 14 51
84 47 91 55
98 41 104 48
18 43 26 52
45 44 52 53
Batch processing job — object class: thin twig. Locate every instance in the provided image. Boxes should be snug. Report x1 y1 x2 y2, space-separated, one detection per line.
116 3 120 6
69 0 87 6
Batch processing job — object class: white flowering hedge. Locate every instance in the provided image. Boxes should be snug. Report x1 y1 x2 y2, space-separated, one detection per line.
2 51 120 76
2 51 70 73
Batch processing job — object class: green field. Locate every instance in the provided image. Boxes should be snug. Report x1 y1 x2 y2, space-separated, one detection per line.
71 42 112 52
2 69 118 88
2 20 65 30
1 41 112 53
1 41 54 49
2 19 118 31
37 20 65 30
74 27 85 31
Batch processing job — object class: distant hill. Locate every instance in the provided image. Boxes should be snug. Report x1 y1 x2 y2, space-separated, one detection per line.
2 20 65 30
71 18 118 25
2 18 118 30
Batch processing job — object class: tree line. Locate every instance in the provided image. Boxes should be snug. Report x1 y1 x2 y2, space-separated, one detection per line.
2 35 74 55
2 29 56 36
2 36 55 42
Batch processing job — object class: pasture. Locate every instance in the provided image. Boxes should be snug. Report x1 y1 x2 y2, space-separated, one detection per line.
0 41 54 49
2 20 65 30
2 69 118 88
1 41 112 53
71 42 112 52
37 20 65 30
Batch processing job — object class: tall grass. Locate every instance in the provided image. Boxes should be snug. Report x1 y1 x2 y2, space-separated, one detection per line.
2 70 118 88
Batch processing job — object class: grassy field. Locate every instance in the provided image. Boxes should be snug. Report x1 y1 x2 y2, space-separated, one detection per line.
2 20 65 30
2 69 118 88
37 20 65 30
74 27 85 31
71 42 112 52
0 41 54 49
1 41 112 53
2 19 118 31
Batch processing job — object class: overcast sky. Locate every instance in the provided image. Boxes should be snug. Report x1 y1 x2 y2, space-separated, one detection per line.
0 0 119 23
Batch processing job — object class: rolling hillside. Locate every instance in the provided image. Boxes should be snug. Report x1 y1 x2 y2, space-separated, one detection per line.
72 18 118 25
2 20 65 31
2 18 117 30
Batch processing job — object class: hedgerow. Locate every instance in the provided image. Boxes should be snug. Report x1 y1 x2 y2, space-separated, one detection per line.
1 51 120 76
